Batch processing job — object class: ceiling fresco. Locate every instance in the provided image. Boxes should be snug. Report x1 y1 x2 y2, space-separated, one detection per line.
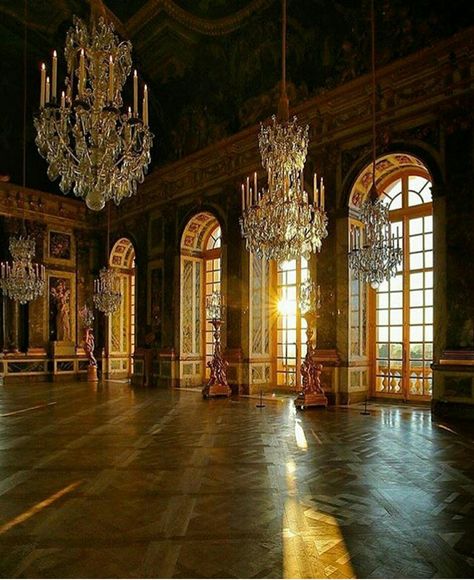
1 0 474 195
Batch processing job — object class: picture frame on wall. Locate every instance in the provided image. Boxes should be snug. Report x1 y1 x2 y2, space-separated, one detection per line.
45 228 75 266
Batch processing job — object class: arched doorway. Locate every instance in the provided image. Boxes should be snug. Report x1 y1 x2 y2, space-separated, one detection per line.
349 153 433 401
106 238 136 379
179 212 222 386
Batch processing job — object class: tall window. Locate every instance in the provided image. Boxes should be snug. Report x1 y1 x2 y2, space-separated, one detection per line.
108 238 136 378
204 225 221 375
180 212 222 386
276 258 308 388
375 173 433 399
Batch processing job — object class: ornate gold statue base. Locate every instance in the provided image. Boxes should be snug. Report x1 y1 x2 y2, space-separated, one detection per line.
294 351 328 410
202 383 232 398
87 365 98 382
294 390 328 409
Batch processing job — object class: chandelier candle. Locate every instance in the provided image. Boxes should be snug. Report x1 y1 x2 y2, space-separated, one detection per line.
35 16 153 211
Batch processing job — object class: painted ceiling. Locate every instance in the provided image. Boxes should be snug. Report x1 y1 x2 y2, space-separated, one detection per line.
1 0 474 196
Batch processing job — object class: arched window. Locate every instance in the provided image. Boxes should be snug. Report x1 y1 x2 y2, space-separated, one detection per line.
107 238 136 378
349 153 433 400
179 212 222 386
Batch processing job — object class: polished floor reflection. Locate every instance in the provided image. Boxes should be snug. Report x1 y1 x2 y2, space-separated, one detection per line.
0 382 473 578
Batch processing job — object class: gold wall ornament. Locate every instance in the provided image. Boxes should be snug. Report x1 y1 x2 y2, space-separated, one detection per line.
35 16 153 211
240 0 328 262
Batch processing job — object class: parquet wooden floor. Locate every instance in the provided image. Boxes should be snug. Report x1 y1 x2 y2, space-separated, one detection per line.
0 381 473 578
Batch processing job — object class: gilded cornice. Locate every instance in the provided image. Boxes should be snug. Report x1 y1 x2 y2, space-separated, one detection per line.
111 26 474 227
127 0 273 37
0 182 92 230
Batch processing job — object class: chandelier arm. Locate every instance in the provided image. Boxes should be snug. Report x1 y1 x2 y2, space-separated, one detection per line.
49 115 81 165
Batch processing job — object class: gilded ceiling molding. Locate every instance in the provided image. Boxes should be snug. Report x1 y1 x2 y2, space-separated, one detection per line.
0 182 91 230
127 0 274 37
109 25 474 226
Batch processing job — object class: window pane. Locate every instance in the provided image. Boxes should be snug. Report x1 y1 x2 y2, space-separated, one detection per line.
410 290 424 307
377 310 389 325
410 218 424 235
390 309 403 325
377 343 389 358
409 235 423 253
378 327 389 342
408 190 424 207
425 326 433 342
390 326 403 342
390 275 403 292
425 307 433 324
390 343 402 359
410 253 424 270
390 292 403 308
410 343 423 359
410 308 423 324
424 251 433 269
410 326 424 342
410 272 424 289
377 293 389 309
388 192 402 210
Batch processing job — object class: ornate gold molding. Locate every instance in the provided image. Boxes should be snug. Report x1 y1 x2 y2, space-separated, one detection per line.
0 182 90 230
112 26 474 226
127 0 273 37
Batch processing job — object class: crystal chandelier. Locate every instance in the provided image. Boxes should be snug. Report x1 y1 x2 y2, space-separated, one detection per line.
0 236 46 304
348 0 402 288
349 189 402 288
34 15 153 211
93 267 122 316
93 205 122 316
240 0 328 262
0 2 46 305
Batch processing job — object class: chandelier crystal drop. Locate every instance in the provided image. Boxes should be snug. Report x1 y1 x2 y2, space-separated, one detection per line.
240 0 328 262
349 191 402 289
0 236 46 304
93 266 122 316
34 16 153 211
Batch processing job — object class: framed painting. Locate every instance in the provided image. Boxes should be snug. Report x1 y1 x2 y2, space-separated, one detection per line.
46 228 75 266
47 271 76 344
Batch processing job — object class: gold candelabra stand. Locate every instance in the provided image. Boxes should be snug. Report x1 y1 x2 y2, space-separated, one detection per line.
294 281 328 409
202 291 231 399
